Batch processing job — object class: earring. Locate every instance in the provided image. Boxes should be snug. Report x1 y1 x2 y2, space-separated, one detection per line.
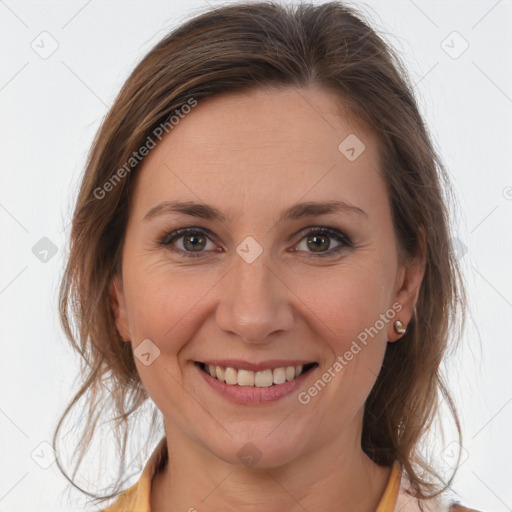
393 320 406 335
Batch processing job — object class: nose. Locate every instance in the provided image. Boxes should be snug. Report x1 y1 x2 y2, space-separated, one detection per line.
214 245 294 344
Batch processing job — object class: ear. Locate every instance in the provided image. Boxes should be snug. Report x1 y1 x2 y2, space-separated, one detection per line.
388 229 426 342
109 273 130 342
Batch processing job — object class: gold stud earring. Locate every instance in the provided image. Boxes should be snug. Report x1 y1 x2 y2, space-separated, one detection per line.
393 320 406 334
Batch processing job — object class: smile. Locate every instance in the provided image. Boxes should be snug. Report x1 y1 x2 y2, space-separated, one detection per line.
194 360 319 405
196 361 318 387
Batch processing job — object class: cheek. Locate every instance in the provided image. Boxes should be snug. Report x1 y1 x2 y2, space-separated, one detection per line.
294 262 393 349
123 251 220 344
294 266 392 414
123 261 205 412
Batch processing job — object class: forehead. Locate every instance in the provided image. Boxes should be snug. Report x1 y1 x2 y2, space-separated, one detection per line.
131 86 385 218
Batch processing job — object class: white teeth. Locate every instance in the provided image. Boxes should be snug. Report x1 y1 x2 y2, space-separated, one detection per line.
254 369 273 387
237 369 255 387
202 363 313 387
273 367 286 384
225 367 238 385
215 366 225 382
285 366 295 381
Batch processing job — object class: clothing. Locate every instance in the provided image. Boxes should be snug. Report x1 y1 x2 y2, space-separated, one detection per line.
102 437 482 512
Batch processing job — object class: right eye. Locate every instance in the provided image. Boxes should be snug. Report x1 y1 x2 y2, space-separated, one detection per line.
160 227 220 258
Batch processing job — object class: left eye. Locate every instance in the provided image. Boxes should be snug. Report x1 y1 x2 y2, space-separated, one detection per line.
160 227 352 259
293 228 351 256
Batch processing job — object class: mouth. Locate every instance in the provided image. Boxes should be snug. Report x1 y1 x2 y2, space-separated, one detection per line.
194 361 319 388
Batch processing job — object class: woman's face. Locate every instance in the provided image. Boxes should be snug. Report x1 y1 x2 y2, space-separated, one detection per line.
111 86 423 468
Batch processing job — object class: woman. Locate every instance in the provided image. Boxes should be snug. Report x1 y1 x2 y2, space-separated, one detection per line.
53 1 481 511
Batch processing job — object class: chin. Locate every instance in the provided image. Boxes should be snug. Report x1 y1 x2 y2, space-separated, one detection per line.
201 427 308 470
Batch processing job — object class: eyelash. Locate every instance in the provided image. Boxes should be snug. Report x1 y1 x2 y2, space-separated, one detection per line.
158 226 353 259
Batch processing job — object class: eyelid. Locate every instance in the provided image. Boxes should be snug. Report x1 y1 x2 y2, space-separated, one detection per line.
295 225 351 242
159 225 353 258
160 226 218 245
292 226 353 257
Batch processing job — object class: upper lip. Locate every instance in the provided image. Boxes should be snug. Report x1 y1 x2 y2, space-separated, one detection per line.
196 359 317 372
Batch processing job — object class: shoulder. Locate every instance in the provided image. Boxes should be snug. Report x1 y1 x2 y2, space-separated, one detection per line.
397 489 484 512
101 483 140 511
101 437 168 512
396 466 484 512
449 504 484 512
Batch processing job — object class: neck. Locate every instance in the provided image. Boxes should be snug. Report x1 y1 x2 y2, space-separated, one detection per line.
151 421 391 512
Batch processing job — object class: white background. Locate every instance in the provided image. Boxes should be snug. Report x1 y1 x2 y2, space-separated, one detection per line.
1 0 511 510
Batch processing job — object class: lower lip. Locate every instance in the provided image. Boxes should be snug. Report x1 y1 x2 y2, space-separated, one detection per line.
195 363 317 405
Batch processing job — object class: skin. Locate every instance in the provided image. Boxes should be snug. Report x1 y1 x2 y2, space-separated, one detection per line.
110 86 425 512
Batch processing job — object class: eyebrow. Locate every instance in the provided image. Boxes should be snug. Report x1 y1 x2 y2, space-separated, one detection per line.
143 199 367 223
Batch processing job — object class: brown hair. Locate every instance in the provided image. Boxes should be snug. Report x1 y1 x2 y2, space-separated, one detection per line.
53 0 466 506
